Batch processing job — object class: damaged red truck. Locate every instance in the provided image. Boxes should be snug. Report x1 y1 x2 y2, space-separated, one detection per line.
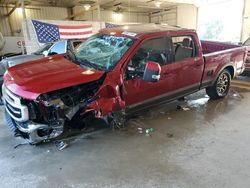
2 24 248 144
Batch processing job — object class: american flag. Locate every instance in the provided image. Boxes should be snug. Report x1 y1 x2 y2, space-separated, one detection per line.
32 20 92 43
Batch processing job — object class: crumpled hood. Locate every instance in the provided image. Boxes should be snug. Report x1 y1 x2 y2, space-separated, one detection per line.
4 55 105 99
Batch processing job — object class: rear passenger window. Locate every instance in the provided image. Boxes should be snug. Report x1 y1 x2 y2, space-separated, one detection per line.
172 36 197 61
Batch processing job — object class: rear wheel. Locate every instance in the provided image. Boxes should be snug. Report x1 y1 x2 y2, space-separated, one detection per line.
206 69 231 99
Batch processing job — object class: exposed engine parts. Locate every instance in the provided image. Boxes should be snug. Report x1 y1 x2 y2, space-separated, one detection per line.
3 77 105 144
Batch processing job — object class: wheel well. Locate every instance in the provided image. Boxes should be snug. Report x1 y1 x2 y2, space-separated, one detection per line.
224 66 234 78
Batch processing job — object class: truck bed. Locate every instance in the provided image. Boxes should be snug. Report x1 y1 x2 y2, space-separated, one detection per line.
201 40 240 54
200 40 247 87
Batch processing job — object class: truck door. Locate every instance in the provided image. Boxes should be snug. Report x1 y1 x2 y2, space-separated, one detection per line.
170 35 204 91
124 37 178 108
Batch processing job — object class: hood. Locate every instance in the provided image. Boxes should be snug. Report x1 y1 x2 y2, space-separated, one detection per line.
4 54 44 67
4 55 105 99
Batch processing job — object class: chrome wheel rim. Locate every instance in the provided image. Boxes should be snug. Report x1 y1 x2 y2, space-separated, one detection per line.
216 73 229 96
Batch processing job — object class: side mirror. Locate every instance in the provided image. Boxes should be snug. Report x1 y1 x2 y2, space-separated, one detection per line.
42 50 49 57
143 61 161 82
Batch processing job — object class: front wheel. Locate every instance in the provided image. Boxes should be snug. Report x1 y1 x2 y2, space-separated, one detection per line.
206 69 231 100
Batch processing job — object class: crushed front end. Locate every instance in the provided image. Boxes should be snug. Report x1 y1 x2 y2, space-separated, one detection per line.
2 77 104 144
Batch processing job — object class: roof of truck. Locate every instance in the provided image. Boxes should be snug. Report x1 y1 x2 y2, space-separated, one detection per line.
100 23 195 38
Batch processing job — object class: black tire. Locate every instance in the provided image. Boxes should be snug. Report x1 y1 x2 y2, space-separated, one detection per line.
206 69 231 100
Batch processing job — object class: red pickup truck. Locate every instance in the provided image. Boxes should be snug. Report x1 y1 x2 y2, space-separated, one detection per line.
2 24 248 144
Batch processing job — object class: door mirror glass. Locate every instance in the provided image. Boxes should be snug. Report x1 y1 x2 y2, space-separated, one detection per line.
143 61 161 82
43 50 49 57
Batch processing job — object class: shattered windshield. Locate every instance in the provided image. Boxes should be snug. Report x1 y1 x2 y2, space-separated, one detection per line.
243 38 250 46
34 43 53 55
74 34 135 71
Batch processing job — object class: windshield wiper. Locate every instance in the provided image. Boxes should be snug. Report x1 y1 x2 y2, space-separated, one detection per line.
78 58 105 71
79 59 98 69
65 48 80 65
66 51 105 71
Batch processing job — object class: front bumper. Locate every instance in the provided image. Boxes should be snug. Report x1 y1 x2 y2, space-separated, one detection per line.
2 84 29 122
5 111 64 144
2 84 64 144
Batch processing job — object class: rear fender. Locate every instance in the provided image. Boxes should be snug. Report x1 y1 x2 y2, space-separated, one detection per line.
211 64 235 85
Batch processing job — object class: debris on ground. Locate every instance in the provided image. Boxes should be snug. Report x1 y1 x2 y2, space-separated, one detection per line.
182 107 190 111
60 129 105 146
167 133 174 138
137 127 143 134
145 128 154 135
176 105 182 110
178 96 186 101
55 141 69 150
13 139 29 149
187 97 209 107
167 117 172 120
176 105 190 111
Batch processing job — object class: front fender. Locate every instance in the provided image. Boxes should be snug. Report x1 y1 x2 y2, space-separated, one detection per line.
86 84 125 117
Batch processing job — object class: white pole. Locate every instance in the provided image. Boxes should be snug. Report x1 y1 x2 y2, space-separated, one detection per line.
20 0 30 41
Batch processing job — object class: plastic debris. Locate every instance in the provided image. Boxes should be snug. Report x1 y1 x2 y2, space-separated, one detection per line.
137 127 143 134
167 133 174 138
13 140 29 149
177 105 190 111
145 128 154 134
182 107 190 111
55 141 68 150
187 98 209 107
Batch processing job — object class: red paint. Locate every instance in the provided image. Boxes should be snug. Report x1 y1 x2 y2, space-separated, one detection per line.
59 31 92 36
4 54 104 99
146 61 162 72
59 25 92 29
3 24 248 116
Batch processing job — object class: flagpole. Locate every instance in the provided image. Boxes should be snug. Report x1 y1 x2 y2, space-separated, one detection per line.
96 0 102 30
20 0 30 41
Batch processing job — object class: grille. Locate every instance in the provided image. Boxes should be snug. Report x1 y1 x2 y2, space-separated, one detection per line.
2 85 29 122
